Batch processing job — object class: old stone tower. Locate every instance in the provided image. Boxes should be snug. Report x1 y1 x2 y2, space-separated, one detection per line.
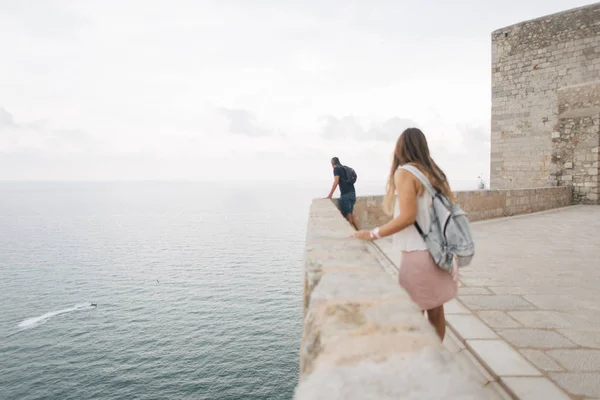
491 3 600 204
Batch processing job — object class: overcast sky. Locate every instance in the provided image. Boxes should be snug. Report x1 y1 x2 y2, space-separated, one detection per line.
0 0 593 185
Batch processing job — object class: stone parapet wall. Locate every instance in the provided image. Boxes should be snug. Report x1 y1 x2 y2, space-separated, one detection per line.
295 199 485 399
455 187 572 221
351 195 392 230
351 187 571 229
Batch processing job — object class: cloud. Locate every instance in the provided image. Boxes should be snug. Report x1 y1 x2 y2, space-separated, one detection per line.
368 117 420 141
0 107 15 127
320 115 418 142
319 115 363 139
0 107 99 154
431 123 490 183
218 107 273 137
457 124 490 158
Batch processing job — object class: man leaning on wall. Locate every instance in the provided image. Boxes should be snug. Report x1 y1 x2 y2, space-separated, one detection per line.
326 157 358 229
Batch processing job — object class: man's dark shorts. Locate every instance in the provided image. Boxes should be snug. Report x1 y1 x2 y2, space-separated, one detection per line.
339 192 356 217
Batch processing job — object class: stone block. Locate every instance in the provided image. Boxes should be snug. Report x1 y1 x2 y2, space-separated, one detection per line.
508 310 591 329
559 330 600 348
446 314 498 340
460 295 536 310
467 339 541 377
444 299 470 314
309 269 407 306
519 349 565 372
294 350 488 400
502 377 571 400
549 372 600 398
497 329 577 349
458 287 491 295
546 350 600 371
477 311 523 328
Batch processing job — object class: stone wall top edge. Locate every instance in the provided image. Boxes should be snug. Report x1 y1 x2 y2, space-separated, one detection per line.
491 2 600 36
454 186 570 194
558 80 600 92
354 194 385 200
559 107 600 119
344 187 570 201
311 187 571 211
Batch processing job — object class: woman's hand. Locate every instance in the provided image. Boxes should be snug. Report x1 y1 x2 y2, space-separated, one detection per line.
349 230 373 241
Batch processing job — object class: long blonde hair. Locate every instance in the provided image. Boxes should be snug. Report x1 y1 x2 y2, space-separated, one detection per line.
382 128 453 216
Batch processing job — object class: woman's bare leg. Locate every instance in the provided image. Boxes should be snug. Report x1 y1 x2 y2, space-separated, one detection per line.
426 305 446 340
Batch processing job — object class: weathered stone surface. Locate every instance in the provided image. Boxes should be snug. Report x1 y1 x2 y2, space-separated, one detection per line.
309 269 409 305
551 100 600 204
519 349 565 372
498 329 577 349
547 350 600 371
446 314 498 340
459 287 492 295
300 300 441 375
523 294 600 312
559 330 600 348
549 372 600 398
466 340 541 376
352 196 392 230
459 295 536 310
444 299 470 315
297 199 484 399
295 350 488 400
502 377 571 400
508 310 592 329
477 311 523 329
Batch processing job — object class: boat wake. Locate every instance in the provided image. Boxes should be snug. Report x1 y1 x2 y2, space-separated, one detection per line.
16 303 95 331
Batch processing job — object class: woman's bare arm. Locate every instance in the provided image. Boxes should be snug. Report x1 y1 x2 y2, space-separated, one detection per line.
350 168 419 240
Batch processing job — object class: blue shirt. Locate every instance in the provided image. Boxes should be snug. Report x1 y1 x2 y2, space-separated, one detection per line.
334 165 355 196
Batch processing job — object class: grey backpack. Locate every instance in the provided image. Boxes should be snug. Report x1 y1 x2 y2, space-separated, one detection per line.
401 165 475 272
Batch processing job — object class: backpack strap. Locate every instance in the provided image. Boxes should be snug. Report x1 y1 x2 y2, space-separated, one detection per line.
400 165 435 237
400 165 437 197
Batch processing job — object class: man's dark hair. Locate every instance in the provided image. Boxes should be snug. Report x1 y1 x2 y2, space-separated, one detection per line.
331 157 341 165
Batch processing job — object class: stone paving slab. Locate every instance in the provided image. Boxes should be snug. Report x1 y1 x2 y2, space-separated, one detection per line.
377 205 600 399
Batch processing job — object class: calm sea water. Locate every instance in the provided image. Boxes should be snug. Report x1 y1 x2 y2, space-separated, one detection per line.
0 181 390 400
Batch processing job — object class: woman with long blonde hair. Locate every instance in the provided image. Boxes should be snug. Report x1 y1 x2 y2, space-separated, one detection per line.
351 128 457 339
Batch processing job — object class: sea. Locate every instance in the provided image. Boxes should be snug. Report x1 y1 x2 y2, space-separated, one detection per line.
0 179 475 400
0 181 388 400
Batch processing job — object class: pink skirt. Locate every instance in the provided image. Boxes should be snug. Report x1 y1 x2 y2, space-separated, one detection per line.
398 250 457 310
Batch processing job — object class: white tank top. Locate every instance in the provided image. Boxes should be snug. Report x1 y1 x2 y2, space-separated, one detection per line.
392 179 432 252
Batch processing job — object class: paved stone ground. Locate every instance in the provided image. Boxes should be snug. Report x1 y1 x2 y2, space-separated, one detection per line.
379 205 600 399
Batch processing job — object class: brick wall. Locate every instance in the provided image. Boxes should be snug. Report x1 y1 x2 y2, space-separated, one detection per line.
491 4 600 190
550 82 600 204
350 187 572 229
